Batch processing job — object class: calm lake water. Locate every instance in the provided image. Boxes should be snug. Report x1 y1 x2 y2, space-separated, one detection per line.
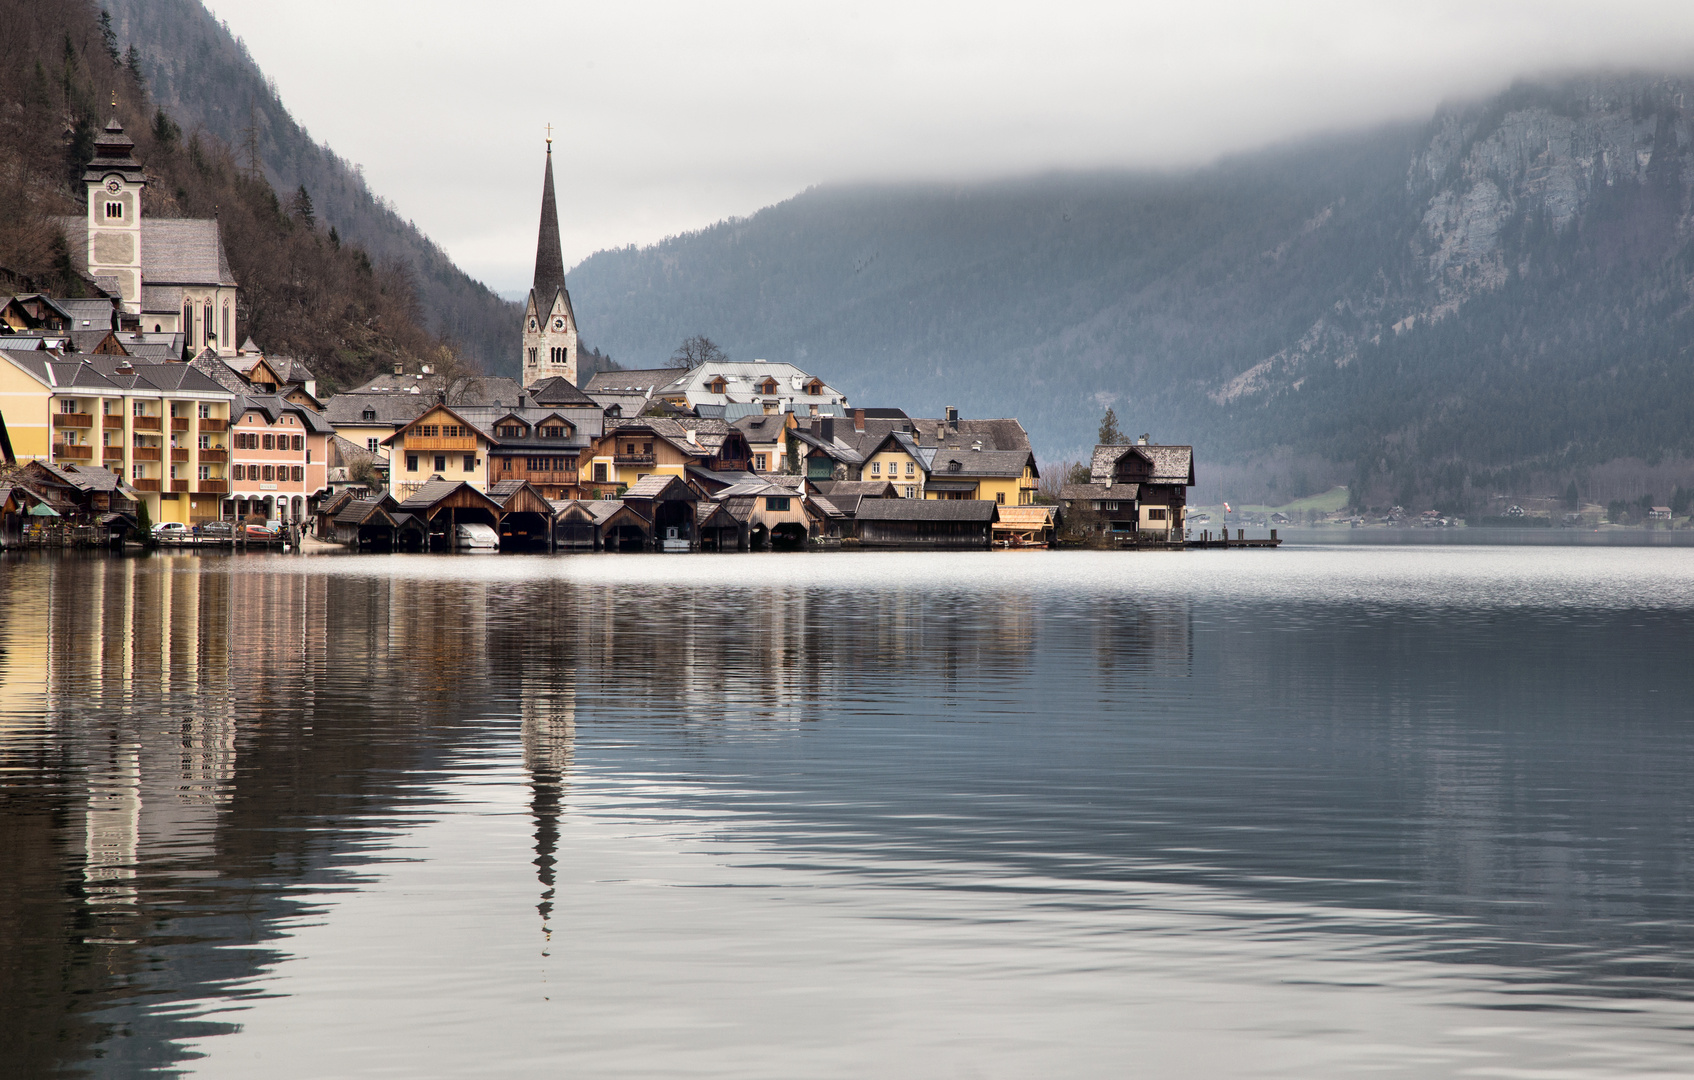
3 547 1694 1078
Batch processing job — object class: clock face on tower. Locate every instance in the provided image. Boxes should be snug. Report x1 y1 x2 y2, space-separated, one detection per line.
552 318 564 330
106 179 121 193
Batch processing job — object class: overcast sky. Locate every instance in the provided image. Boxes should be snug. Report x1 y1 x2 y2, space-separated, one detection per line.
207 0 1694 295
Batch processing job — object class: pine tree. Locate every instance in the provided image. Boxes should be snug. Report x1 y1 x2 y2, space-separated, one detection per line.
291 184 315 228
1563 481 1579 510
328 226 340 250
99 11 120 64
1097 407 1123 446
125 45 145 88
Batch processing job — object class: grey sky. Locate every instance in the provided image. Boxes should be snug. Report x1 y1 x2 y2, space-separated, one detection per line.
208 0 1694 295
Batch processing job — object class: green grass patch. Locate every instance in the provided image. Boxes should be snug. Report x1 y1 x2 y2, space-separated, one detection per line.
1190 486 1350 517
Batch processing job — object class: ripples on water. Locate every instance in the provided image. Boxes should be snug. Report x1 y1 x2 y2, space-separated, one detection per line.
2 547 1693 1077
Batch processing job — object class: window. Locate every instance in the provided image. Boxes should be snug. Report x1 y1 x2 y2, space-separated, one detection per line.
870 461 881 475
233 464 245 480
222 302 230 347
542 425 566 438
1101 501 1117 512
498 425 523 438
292 436 304 452
434 455 446 472
463 454 476 472
198 403 210 419
262 434 274 450
362 409 377 421
593 463 608 482
996 492 1005 505
367 438 379 452
906 486 916 498
133 465 143 479
1148 508 1167 521
905 461 914 476
198 466 210 480
305 449 312 464
105 201 123 219
60 399 77 413
419 424 438 437
103 400 114 415
202 299 213 344
198 435 209 449
133 401 145 416
766 496 790 511
182 301 193 339
406 455 419 472
291 466 304 482
527 347 537 365
262 465 275 482
754 454 767 471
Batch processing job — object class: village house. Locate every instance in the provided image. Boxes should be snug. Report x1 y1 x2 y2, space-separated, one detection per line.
228 396 332 525
383 402 498 499
0 349 235 525
1061 437 1196 542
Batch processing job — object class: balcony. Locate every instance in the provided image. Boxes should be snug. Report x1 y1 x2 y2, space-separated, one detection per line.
198 417 227 432
198 480 227 494
131 447 161 461
132 415 161 431
171 417 191 431
54 444 93 460
406 436 477 451
171 448 190 462
53 413 93 428
614 454 656 466
104 415 125 429
199 448 227 463
132 479 161 492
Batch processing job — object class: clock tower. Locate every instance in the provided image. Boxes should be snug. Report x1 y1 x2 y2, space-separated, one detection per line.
521 136 579 388
84 113 147 313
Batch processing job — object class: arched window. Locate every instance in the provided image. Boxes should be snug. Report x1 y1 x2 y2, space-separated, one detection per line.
203 299 214 346
182 301 193 339
222 301 231 347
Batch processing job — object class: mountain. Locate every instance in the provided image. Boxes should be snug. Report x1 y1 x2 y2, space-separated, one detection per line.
102 0 520 373
569 73 1694 511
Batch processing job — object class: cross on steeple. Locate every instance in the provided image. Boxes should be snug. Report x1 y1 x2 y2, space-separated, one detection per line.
545 123 552 151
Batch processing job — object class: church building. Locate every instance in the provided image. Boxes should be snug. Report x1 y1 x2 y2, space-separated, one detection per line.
520 136 579 388
59 113 240 358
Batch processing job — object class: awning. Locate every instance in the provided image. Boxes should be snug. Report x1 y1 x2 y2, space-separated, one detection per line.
28 503 60 517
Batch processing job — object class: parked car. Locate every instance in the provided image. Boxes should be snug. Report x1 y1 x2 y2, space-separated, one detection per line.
455 523 499 552
200 520 234 538
243 523 278 540
152 521 189 539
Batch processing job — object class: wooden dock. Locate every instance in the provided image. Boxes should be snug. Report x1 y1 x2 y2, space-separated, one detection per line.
1186 529 1282 550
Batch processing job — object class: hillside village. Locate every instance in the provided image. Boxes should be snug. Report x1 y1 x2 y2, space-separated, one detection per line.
0 117 1197 553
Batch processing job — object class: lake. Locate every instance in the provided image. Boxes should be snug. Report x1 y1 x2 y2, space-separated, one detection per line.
3 547 1693 1078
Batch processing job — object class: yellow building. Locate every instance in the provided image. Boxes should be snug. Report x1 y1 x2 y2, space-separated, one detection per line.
924 448 1039 505
858 431 928 498
382 403 495 499
0 348 234 524
580 419 709 496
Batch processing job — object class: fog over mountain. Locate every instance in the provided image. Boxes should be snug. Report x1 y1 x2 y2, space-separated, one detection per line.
570 73 1694 509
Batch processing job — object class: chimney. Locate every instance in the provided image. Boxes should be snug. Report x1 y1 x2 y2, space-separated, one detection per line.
853 409 865 433
820 417 834 442
518 394 526 408
1138 433 1149 445
946 406 959 429
394 364 404 376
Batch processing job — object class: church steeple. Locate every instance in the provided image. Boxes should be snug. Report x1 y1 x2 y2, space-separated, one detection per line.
521 136 579 388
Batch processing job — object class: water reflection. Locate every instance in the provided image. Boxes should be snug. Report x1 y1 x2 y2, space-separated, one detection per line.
1 549 1691 1077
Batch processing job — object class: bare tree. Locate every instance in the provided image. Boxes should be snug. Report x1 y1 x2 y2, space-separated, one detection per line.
669 334 727 369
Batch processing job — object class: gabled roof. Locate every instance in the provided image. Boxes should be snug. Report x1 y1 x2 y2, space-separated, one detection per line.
1091 444 1195 486
381 402 492 447
396 479 502 514
583 367 686 395
810 479 898 498
928 448 1035 479
621 473 699 501
1060 483 1141 501
527 375 596 406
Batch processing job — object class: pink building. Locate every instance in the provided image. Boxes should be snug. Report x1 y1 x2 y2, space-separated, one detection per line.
227 397 332 524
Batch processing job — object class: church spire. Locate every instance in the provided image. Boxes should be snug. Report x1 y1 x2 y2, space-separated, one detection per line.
531 143 567 311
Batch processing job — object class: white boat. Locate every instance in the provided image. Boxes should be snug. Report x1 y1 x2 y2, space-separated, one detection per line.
454 523 500 552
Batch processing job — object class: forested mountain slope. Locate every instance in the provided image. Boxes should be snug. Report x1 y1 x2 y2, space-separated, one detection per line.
102 0 519 372
0 0 455 391
571 74 1694 509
